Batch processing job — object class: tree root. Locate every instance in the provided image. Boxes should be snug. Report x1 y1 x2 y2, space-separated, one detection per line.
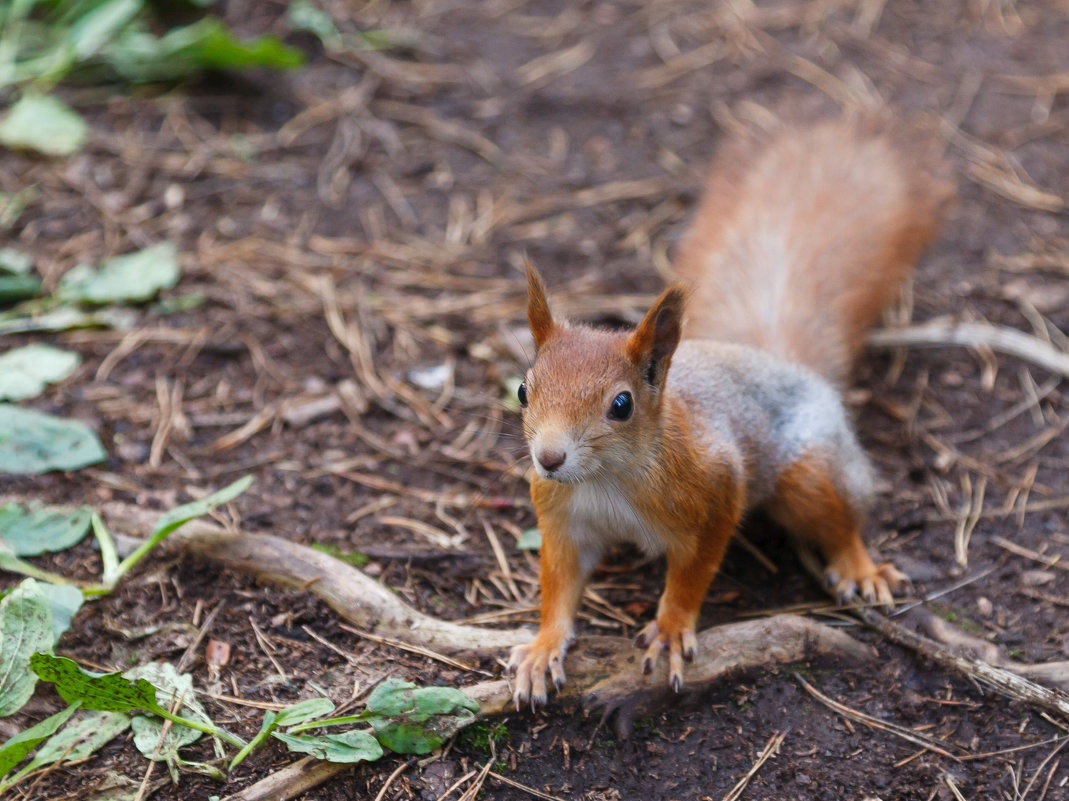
99 503 874 718
466 618 875 735
99 502 531 655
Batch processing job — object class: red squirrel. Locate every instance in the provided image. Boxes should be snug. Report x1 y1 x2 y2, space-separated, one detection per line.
507 114 954 709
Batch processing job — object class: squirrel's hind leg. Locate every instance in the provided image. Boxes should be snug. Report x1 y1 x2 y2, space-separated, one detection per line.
765 453 908 608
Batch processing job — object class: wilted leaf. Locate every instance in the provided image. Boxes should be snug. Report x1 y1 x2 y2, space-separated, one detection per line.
0 503 92 556
364 679 478 755
3 709 131 792
0 344 81 401
0 305 139 335
0 702 79 779
30 654 160 714
57 242 179 305
273 730 383 764
131 713 201 766
0 95 89 157
0 404 106 474
0 580 54 717
125 662 210 764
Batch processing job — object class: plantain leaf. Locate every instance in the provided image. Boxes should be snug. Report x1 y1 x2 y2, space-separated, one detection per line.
0 580 54 717
0 503 92 555
57 242 179 305
0 96 89 157
273 730 383 764
30 654 162 714
0 345 80 401
0 404 106 474
0 702 79 779
364 679 479 755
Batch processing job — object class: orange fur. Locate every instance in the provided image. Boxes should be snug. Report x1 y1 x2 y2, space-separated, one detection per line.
674 116 954 387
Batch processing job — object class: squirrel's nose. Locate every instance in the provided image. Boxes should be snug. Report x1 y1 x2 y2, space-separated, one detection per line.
536 449 566 473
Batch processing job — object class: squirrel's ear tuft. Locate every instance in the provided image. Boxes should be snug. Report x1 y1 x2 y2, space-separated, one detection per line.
627 284 687 385
526 260 556 349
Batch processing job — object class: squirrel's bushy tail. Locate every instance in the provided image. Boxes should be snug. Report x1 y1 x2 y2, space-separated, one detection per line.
673 114 954 387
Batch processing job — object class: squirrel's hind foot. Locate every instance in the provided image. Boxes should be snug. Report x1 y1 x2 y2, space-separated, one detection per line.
825 560 910 611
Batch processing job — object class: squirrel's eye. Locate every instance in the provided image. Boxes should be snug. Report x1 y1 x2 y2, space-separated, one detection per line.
517 382 528 408
608 391 633 421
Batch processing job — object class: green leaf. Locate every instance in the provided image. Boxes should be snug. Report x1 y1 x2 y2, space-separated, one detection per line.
516 527 541 551
275 696 336 727
0 701 80 779
0 503 92 556
104 476 252 589
0 276 41 306
102 17 303 83
364 679 479 755
0 709 131 794
0 344 81 401
36 584 84 643
30 654 161 714
0 95 89 157
287 0 343 53
229 697 334 770
0 404 106 474
34 709 130 762
57 242 179 305
29 655 245 748
152 475 253 539
0 304 139 334
0 581 54 717
66 0 142 60
0 248 32 275
272 730 383 764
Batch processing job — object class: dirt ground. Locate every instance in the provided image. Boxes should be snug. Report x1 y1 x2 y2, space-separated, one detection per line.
3 0 1069 799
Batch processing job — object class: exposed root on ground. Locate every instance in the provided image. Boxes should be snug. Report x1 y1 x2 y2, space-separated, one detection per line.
101 503 872 718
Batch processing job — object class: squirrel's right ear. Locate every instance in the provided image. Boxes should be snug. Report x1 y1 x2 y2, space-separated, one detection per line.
526 260 555 349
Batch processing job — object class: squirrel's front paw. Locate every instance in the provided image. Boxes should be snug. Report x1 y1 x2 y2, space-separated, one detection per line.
634 619 697 693
507 635 570 710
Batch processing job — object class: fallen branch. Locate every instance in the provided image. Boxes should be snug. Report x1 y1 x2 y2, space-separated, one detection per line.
868 318 1069 379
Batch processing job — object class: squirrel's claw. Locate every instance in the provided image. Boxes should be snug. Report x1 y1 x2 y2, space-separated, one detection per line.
826 561 910 613
635 619 695 692
508 639 568 711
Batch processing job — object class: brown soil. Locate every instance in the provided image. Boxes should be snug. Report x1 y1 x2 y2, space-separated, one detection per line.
3 1 1069 799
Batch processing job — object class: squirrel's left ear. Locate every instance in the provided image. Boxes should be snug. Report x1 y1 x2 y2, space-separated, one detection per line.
526 260 556 349
627 285 687 386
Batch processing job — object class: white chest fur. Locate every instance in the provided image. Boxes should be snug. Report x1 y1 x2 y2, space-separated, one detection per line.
565 480 665 573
